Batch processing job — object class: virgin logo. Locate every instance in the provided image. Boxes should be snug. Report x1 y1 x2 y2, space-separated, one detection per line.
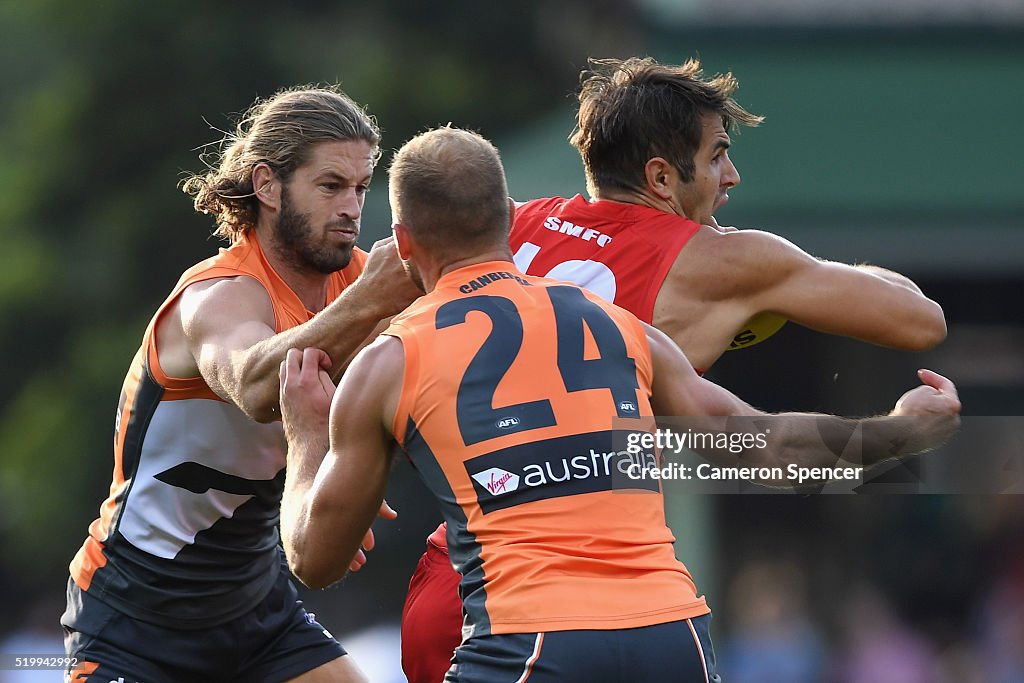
471 467 521 496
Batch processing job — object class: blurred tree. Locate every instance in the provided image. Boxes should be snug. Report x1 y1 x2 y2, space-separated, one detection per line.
0 0 643 630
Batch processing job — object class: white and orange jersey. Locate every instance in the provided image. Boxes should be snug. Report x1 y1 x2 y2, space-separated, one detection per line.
385 261 708 637
69 232 366 628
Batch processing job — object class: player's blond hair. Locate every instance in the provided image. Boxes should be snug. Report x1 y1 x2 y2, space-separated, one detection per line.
181 85 380 242
388 126 510 252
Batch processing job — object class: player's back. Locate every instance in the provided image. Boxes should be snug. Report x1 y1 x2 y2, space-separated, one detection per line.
384 260 709 638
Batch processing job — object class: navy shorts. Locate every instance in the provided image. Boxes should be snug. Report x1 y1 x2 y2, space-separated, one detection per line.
61 562 345 683
444 614 720 682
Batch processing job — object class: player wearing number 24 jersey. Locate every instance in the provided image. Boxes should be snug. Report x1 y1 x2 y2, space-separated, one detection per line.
279 127 959 682
401 57 948 683
401 193 705 681
388 261 709 634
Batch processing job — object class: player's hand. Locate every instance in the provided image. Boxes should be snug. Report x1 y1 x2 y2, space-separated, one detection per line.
356 236 423 319
889 369 961 450
279 347 336 444
348 500 398 572
892 369 961 417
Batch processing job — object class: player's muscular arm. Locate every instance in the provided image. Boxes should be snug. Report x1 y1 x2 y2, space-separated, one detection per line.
282 337 403 589
179 275 396 422
167 239 418 423
663 228 946 357
854 264 926 294
757 232 945 350
645 325 960 484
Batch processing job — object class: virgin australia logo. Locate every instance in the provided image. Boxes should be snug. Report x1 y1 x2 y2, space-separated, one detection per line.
471 467 520 496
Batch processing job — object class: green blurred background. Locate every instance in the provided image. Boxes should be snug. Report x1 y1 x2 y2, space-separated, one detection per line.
1 1 1022 680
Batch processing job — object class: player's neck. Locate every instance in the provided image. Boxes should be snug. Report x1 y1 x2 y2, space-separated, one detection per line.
424 247 514 293
594 187 684 218
253 228 331 313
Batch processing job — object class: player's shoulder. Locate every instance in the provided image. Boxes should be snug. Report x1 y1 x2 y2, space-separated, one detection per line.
173 277 275 345
357 331 404 365
514 195 573 213
668 226 806 288
685 225 794 256
179 273 269 308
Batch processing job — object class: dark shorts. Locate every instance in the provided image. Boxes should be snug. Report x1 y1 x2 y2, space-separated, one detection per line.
402 539 465 683
61 562 345 683
444 615 720 683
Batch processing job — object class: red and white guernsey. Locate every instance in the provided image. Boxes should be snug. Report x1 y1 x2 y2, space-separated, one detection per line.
510 195 701 325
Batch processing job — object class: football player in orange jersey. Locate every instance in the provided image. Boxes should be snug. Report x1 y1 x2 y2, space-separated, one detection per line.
279 127 959 682
403 56 949 683
63 86 420 683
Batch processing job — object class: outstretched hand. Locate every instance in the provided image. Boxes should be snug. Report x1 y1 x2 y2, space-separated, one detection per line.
889 369 962 451
893 369 961 417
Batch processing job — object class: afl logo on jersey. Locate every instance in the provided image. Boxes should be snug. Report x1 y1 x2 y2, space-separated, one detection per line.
496 416 521 429
619 401 637 413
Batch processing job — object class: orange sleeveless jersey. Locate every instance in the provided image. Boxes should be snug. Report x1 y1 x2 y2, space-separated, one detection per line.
429 197 704 552
385 261 708 637
69 232 366 628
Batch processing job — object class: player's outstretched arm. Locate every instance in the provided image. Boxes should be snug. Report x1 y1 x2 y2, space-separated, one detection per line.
645 325 961 485
738 230 946 350
279 338 403 589
175 237 419 422
655 228 946 367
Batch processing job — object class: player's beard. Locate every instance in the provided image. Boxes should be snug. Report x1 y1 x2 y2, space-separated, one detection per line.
275 186 356 274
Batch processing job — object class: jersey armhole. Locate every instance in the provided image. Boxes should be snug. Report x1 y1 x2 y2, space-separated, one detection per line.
637 221 701 324
385 325 418 445
627 314 655 399
148 272 271 398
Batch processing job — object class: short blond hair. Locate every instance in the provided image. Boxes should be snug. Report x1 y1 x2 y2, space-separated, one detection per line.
388 126 509 252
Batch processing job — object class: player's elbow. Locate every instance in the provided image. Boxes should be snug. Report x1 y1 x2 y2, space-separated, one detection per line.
288 553 342 590
291 568 334 591
227 354 285 422
902 300 947 351
235 383 280 423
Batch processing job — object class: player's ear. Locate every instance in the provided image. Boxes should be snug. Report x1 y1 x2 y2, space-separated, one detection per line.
393 223 414 260
644 157 675 200
252 162 281 210
507 197 516 233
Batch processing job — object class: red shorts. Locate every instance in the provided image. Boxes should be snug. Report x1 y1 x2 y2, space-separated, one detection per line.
401 532 464 683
